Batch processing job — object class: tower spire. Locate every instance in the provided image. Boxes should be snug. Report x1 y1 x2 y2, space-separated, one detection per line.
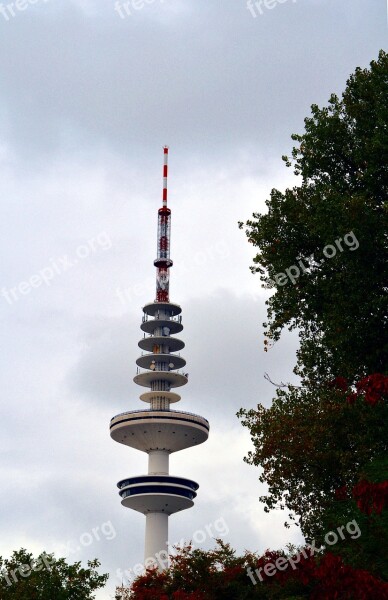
154 146 173 303
110 148 209 571
163 145 168 207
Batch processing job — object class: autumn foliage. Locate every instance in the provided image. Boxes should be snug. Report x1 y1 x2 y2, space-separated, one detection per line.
123 541 388 600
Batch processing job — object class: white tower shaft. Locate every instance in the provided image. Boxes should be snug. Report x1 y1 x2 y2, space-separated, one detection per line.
145 512 169 567
148 450 169 475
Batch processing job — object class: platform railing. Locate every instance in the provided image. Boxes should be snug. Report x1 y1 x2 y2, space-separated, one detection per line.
110 408 209 425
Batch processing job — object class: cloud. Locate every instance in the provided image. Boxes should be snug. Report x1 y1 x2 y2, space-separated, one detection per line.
0 0 383 163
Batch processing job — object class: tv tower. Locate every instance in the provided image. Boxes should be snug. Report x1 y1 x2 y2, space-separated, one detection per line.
110 147 209 568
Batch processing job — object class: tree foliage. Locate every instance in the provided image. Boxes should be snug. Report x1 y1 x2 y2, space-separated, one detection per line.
239 50 388 383
238 379 388 541
122 541 388 600
0 549 108 600
237 50 388 580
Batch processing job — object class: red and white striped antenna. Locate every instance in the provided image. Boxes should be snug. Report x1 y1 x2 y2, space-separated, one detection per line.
154 146 173 302
163 146 169 207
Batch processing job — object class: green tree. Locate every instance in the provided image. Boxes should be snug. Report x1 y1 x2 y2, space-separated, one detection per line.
239 50 387 383
0 548 108 600
238 50 388 572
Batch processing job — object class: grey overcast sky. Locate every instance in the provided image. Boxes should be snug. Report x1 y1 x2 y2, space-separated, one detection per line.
0 0 386 597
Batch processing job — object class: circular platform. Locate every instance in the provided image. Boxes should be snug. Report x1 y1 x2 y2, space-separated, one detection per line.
153 258 173 268
110 409 209 452
133 371 188 389
120 488 194 514
139 391 181 404
118 474 199 491
141 318 183 335
138 335 185 353
143 302 182 317
118 475 198 514
136 353 186 371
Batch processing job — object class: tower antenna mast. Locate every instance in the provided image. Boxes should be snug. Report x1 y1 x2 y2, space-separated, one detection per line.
155 146 173 303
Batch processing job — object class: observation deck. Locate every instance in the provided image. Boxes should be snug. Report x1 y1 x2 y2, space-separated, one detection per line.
118 475 198 514
110 409 209 452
